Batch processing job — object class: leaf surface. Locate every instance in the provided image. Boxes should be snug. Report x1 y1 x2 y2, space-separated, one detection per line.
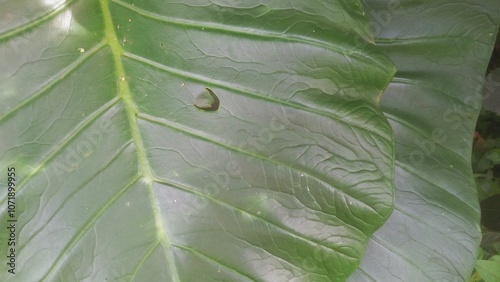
350 1 500 281
0 0 396 281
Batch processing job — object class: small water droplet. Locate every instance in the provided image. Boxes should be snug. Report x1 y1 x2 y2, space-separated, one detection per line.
194 88 219 111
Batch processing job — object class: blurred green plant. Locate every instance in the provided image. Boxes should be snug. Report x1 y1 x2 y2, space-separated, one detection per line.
473 110 500 200
474 255 500 282
470 98 500 281
470 29 500 280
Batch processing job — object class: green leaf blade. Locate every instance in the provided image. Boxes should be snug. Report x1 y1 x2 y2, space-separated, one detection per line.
476 255 500 282
350 1 500 281
1 0 396 281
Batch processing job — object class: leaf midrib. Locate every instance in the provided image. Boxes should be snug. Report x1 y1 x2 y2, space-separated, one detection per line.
101 0 181 281
10 1 395 280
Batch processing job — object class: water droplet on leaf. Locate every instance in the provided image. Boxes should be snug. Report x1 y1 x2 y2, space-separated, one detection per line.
194 88 219 111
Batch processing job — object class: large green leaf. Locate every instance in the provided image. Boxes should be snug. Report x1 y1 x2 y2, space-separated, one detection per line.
0 0 396 281
350 1 500 281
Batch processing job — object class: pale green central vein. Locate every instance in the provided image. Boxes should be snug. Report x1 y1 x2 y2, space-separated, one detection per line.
99 0 180 280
